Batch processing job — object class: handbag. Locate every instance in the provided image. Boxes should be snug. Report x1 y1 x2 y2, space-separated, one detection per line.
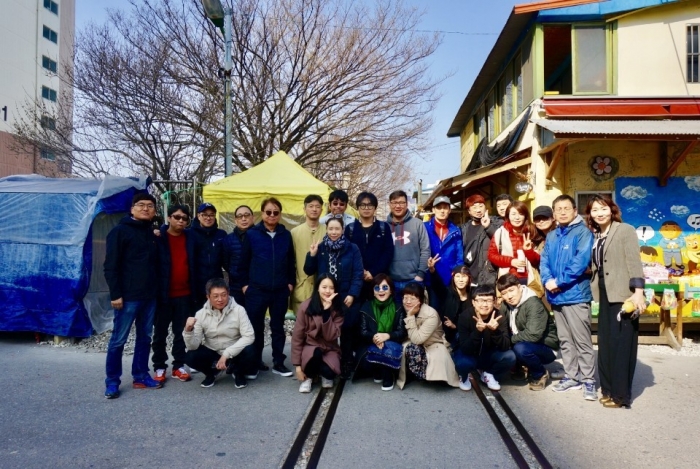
365 340 403 369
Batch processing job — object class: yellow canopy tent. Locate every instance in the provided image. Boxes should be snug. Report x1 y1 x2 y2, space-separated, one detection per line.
203 151 332 232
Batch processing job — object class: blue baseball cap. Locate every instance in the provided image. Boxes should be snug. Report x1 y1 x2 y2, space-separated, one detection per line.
198 202 216 212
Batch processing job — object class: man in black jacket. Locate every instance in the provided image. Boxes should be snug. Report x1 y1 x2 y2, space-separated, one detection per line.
189 203 227 308
453 285 515 392
223 204 254 306
103 193 163 399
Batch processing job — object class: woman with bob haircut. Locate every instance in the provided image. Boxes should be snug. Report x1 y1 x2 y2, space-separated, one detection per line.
586 194 645 408
291 274 345 393
397 282 459 389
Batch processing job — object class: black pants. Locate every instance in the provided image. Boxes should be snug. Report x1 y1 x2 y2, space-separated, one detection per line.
304 348 336 380
185 344 256 378
245 286 289 365
356 354 395 381
597 274 638 406
152 296 193 370
340 301 361 366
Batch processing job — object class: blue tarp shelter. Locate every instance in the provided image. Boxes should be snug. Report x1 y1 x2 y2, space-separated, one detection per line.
0 174 149 337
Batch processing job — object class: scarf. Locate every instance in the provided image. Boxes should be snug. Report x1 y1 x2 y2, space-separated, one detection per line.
371 297 396 333
323 234 346 280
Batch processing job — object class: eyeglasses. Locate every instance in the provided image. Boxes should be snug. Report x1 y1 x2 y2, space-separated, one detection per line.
264 210 280 217
390 201 407 206
171 215 189 222
209 293 228 300
359 204 376 209
374 285 390 292
133 203 155 210
235 213 252 219
199 213 216 218
473 298 494 304
402 295 419 302
330 213 343 219
554 207 574 213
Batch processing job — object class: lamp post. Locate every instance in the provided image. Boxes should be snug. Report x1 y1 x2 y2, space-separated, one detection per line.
201 0 233 177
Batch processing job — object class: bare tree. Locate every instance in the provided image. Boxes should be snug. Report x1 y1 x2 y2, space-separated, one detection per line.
13 0 441 192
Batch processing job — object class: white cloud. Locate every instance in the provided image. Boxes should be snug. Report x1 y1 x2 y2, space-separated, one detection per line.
620 185 648 200
686 176 700 191
671 205 690 216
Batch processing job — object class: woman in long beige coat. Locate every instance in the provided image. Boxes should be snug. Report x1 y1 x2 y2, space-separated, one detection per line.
397 283 459 389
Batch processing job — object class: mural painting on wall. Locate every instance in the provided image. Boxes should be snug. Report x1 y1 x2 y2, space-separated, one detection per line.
615 176 700 282
589 155 619 182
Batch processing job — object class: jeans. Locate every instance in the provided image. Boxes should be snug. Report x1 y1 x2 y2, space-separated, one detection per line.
152 296 193 371
512 342 556 380
452 348 516 380
245 286 289 365
185 344 256 378
105 299 156 387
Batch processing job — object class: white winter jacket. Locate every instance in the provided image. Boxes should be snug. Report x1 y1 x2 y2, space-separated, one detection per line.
183 297 254 359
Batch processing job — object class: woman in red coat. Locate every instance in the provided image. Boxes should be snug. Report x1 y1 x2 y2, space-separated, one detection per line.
291 273 345 393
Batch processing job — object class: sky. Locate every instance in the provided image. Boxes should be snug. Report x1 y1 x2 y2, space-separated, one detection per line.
75 0 522 188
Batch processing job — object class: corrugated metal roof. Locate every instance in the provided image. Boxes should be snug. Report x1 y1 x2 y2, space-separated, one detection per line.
532 119 700 135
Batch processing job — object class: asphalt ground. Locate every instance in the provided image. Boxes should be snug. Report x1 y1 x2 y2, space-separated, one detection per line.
2 334 700 469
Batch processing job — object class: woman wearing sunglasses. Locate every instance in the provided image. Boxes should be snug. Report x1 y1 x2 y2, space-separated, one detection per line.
304 216 364 378
355 274 407 391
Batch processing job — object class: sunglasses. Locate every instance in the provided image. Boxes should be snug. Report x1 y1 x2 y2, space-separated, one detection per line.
235 213 253 219
171 215 189 222
264 210 280 217
373 285 390 292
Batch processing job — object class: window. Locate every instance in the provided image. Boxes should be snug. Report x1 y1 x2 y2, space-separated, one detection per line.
689 25 699 83
40 115 56 130
41 86 57 102
44 0 59 15
42 56 57 73
543 24 612 95
40 149 56 161
515 54 523 113
487 91 497 142
500 69 513 130
42 25 58 44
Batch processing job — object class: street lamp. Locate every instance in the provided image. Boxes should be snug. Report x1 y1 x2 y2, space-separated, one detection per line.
201 0 233 177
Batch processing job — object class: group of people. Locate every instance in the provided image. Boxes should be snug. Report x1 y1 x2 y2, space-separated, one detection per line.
103 188 644 409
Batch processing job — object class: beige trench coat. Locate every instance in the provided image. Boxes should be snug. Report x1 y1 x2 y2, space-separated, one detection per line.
397 303 459 389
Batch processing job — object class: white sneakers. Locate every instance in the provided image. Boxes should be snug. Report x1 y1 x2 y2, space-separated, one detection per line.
480 371 501 391
459 376 472 391
321 377 334 389
299 379 312 393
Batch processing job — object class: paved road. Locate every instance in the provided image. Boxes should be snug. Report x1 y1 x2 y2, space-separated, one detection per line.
2 334 699 469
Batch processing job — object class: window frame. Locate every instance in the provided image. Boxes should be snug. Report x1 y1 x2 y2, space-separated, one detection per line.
42 25 58 44
40 149 56 161
689 24 699 83
571 23 613 95
41 86 57 102
42 55 58 73
40 115 56 130
43 0 59 15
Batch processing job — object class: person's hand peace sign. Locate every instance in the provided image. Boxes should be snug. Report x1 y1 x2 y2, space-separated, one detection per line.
522 232 533 251
486 311 501 330
427 254 441 273
309 239 319 256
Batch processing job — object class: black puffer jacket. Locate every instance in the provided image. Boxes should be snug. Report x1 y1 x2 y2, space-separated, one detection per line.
104 216 159 301
188 219 226 300
353 299 407 378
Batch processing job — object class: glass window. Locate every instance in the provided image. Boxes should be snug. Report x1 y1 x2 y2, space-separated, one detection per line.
42 25 58 44
515 54 523 113
573 25 608 93
42 56 57 73
44 0 59 15
689 25 699 83
487 91 496 142
40 149 56 161
40 115 56 130
501 69 513 129
41 86 57 102
477 105 487 143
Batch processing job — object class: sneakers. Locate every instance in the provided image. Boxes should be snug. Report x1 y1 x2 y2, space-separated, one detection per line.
321 377 334 389
154 368 167 383
373 370 383 384
272 363 294 377
189 367 199 374
583 382 597 401
551 376 582 392
381 375 394 391
480 371 501 391
528 370 549 391
459 376 472 392
104 385 120 399
201 375 217 388
172 367 192 382
340 362 353 380
133 376 164 389
258 362 270 372
234 375 247 389
510 366 528 381
244 371 259 380
299 378 313 393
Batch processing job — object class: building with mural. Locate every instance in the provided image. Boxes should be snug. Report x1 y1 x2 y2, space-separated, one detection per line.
429 0 700 288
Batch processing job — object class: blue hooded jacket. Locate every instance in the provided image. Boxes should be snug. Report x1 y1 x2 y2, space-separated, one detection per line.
539 215 594 306
424 218 464 288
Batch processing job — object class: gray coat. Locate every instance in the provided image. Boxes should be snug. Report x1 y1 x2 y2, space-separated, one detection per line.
590 221 645 303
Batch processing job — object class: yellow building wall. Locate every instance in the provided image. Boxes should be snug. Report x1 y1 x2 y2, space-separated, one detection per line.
616 1 700 96
460 119 475 172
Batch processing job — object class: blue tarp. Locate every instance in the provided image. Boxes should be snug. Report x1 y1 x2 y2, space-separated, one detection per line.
0 174 149 337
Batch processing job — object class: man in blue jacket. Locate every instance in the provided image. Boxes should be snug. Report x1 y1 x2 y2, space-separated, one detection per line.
189 203 227 309
539 195 596 400
222 204 255 306
103 193 163 399
239 197 296 378
424 195 463 311
345 191 394 302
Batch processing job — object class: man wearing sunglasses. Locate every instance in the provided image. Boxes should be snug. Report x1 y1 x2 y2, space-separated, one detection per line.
239 197 296 377
103 193 162 399
152 205 196 384
319 189 356 227
189 203 227 309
